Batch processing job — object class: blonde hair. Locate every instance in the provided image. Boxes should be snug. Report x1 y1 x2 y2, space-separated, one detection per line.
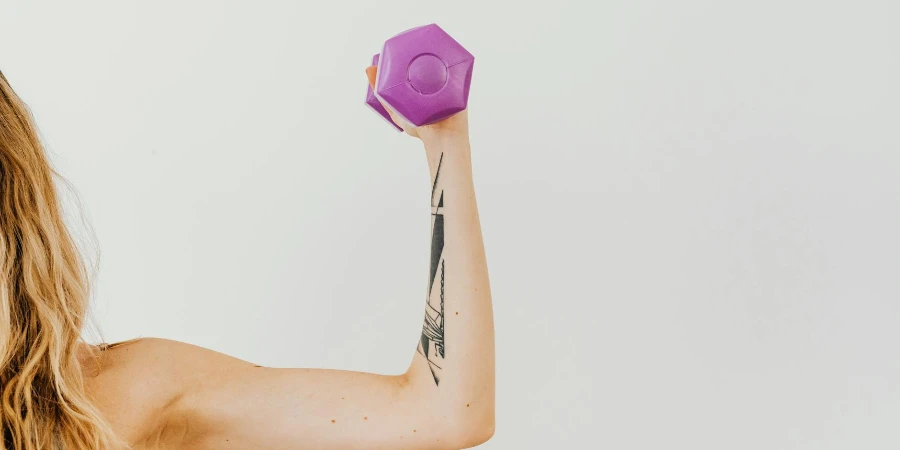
0 71 116 449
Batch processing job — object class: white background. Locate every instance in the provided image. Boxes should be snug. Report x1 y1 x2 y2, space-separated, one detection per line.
2 1 899 448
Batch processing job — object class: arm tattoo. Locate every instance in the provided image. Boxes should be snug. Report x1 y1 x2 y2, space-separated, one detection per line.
418 153 446 386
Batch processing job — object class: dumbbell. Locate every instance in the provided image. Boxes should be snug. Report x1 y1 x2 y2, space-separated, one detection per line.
365 24 474 131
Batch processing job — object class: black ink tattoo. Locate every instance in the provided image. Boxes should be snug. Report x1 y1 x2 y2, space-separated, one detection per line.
418 153 446 386
431 153 444 199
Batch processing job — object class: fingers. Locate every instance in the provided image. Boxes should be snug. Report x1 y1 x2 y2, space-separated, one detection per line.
365 64 417 136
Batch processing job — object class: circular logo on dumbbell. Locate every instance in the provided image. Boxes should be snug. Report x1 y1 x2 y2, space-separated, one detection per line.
407 53 448 95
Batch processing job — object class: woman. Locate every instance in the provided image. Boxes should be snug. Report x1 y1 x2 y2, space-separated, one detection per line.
0 68 494 449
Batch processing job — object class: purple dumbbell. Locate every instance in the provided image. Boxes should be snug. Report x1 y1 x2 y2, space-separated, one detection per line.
365 24 474 131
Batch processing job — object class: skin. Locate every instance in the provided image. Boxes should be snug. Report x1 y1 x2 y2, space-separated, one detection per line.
78 67 495 450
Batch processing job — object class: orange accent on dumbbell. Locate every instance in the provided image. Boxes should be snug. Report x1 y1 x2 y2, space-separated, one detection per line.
365 66 377 90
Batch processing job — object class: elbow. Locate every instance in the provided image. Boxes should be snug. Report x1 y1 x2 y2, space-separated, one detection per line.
447 410 495 449
459 420 495 448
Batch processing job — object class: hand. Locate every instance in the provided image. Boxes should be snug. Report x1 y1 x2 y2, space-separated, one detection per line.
365 66 469 145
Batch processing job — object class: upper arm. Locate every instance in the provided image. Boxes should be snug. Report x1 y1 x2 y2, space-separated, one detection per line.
148 341 483 450
179 366 459 450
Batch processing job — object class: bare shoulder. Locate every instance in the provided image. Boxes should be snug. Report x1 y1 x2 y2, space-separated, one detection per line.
84 338 255 447
97 337 255 373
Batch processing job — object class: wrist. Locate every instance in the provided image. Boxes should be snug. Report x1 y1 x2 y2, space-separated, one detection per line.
419 110 470 149
424 132 470 171
421 128 468 147
422 129 470 153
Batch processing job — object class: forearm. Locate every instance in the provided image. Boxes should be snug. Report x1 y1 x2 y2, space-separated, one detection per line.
408 133 495 441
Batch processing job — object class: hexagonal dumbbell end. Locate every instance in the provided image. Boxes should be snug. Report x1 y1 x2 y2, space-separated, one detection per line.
371 24 474 128
365 54 404 132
